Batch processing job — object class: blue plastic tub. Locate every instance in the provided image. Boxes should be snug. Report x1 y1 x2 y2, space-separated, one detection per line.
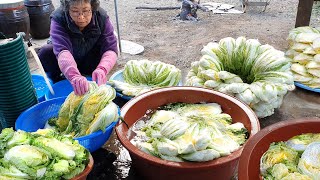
45 77 92 100
31 74 53 102
15 96 119 152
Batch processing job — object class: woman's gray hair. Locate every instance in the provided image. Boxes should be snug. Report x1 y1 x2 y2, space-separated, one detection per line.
60 0 100 11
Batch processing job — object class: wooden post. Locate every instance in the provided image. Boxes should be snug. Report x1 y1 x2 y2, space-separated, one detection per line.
295 0 314 27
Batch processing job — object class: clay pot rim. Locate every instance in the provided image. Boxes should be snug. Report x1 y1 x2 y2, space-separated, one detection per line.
116 86 260 169
71 153 94 180
238 117 320 180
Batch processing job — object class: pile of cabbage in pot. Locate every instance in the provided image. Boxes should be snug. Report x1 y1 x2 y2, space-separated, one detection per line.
0 128 90 179
286 26 320 89
48 82 119 137
130 102 248 162
260 133 320 180
109 59 182 97
185 37 295 118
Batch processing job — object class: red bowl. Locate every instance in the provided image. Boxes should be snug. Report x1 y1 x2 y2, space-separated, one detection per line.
238 118 320 180
116 86 260 180
72 154 94 180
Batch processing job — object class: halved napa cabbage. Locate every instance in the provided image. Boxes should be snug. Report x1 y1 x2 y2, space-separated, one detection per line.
286 133 315 152
313 54 320 62
293 53 314 64
131 102 248 162
291 43 311 52
260 142 299 176
291 63 309 76
305 61 320 69
312 37 320 53
298 142 320 180
307 69 320 78
303 47 316 55
293 73 313 82
295 33 320 43
112 59 181 97
180 149 220 162
86 101 119 135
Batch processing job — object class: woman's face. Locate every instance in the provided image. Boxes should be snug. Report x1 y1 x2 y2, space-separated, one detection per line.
69 1 92 31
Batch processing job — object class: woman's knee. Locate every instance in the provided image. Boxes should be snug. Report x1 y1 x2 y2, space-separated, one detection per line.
37 44 62 81
38 44 54 61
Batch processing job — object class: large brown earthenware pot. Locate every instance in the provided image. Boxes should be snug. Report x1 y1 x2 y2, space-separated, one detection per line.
116 86 260 180
238 118 320 180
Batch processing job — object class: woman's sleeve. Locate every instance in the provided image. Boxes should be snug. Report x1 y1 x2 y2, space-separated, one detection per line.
95 17 118 75
50 19 85 92
50 19 73 58
99 17 118 55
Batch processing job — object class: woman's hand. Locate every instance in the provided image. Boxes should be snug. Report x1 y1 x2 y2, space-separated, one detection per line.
70 75 89 95
92 68 107 85
57 50 90 95
93 50 117 85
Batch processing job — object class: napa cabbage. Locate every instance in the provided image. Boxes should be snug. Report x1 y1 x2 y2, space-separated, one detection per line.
110 59 181 97
0 128 89 179
260 132 320 180
131 102 248 162
298 142 320 180
260 142 299 176
186 37 294 118
49 83 119 138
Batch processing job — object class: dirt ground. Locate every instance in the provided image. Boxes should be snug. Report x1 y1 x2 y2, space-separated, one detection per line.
34 0 320 179
49 0 320 79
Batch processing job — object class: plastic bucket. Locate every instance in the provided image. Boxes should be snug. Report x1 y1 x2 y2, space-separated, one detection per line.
31 74 53 102
24 0 54 39
0 0 30 39
45 77 92 100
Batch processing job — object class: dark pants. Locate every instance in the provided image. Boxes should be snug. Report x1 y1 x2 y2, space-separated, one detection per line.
38 44 101 82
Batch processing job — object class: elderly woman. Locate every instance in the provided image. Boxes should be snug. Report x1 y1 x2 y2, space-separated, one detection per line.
38 0 118 95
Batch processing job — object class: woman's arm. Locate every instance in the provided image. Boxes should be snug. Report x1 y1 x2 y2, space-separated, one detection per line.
92 17 118 85
50 19 89 95
99 16 118 55
50 19 73 57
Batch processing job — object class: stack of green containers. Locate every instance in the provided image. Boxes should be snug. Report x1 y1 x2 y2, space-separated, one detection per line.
0 34 38 129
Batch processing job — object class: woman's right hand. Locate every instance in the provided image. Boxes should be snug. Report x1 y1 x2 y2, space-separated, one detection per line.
70 75 89 95
57 50 89 96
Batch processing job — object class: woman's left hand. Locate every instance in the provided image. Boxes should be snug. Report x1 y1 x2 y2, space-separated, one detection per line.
92 68 107 85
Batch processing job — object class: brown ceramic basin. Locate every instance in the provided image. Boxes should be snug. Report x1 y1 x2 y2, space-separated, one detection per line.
116 86 260 180
238 118 320 180
72 154 94 180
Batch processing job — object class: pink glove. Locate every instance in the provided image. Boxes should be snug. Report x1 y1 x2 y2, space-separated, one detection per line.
70 76 89 95
92 68 107 85
58 50 89 95
92 50 117 85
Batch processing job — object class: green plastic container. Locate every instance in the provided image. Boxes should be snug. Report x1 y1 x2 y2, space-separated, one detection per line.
0 34 38 130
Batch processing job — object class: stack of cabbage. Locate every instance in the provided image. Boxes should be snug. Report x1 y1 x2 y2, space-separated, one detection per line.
48 82 119 137
260 133 320 180
286 26 320 88
109 59 181 96
130 102 248 162
0 128 89 179
185 37 294 118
